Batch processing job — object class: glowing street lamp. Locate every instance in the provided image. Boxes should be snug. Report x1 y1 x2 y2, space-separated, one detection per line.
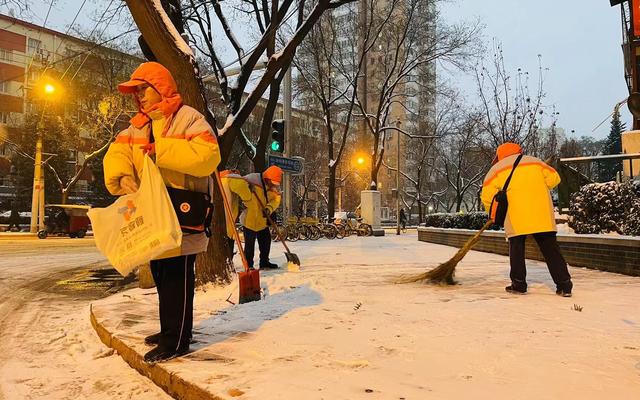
44 83 56 95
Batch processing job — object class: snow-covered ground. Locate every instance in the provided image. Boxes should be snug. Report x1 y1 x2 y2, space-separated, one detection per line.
0 238 169 400
93 233 640 400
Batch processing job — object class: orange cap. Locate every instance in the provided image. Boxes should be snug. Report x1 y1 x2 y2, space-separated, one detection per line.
118 62 178 97
496 143 522 161
263 166 283 185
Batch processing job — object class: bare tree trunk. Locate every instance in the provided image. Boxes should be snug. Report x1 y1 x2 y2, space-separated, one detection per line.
327 166 337 219
125 0 233 285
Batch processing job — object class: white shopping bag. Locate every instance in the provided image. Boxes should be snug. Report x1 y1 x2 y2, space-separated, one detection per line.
88 155 182 276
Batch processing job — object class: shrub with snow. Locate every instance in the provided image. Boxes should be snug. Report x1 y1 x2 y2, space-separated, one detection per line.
569 181 640 235
424 212 499 230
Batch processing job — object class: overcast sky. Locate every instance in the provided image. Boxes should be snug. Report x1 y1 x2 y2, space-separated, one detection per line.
7 0 631 139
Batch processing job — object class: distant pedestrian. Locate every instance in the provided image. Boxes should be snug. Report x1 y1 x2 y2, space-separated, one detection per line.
399 208 407 230
480 143 573 297
7 202 20 231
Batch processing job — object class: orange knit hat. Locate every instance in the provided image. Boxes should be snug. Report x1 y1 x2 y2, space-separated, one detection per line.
496 143 523 161
263 166 283 185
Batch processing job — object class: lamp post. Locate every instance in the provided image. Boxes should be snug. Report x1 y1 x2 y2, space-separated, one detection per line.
395 118 401 235
30 81 57 234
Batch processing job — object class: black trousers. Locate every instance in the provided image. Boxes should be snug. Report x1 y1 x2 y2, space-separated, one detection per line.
508 232 572 291
243 227 271 268
150 254 196 351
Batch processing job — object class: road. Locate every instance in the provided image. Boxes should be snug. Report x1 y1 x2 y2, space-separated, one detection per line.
0 237 169 400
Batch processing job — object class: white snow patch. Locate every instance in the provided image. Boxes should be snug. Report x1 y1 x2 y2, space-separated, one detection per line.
556 223 575 234
151 0 194 58
90 235 640 399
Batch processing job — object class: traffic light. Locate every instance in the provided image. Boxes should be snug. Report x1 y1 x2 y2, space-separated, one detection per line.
271 119 285 153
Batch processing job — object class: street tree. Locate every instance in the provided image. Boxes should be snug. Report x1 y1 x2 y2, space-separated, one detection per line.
124 0 357 283
293 4 364 220
475 42 557 155
599 106 625 181
431 111 490 212
382 87 459 221
351 0 480 190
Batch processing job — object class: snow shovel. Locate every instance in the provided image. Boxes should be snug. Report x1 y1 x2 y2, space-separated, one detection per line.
213 171 261 304
253 194 301 269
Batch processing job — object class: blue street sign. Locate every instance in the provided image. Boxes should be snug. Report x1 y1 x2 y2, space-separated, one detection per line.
268 155 304 174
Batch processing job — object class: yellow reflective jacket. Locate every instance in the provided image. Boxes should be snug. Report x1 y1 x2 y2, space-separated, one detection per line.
240 173 281 232
481 154 560 238
103 105 221 257
220 171 252 239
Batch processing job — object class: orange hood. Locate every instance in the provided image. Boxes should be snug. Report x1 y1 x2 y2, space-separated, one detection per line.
118 62 183 129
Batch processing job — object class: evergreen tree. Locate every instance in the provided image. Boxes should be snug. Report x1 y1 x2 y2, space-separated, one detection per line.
599 108 625 182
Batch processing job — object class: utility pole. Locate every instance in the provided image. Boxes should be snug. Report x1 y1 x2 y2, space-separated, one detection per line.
396 118 401 235
30 122 45 233
283 66 293 218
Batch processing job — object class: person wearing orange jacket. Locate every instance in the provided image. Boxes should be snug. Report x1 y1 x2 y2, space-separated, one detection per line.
241 166 282 269
480 143 573 297
220 170 252 253
104 62 220 362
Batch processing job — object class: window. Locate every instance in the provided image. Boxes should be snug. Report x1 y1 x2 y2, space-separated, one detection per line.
0 112 9 124
28 69 39 82
0 81 8 93
28 38 41 55
0 49 12 62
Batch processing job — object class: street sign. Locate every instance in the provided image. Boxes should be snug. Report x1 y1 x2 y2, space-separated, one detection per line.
268 155 304 175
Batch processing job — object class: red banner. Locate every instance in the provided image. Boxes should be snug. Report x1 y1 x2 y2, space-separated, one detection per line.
634 0 640 37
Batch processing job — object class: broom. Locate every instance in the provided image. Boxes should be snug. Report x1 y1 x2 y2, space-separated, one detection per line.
396 219 494 285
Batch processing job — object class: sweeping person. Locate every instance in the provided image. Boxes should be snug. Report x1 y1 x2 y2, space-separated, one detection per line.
220 169 252 253
480 143 573 297
241 166 283 270
103 61 220 362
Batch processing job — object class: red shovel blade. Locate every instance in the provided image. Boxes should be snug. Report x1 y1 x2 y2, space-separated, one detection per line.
238 269 261 304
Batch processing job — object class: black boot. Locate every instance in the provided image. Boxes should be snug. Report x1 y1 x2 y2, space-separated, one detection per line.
260 261 279 270
505 284 527 295
144 332 162 346
556 280 573 297
143 345 189 363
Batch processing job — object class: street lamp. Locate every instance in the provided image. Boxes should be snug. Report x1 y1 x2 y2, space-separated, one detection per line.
30 80 60 233
44 83 55 95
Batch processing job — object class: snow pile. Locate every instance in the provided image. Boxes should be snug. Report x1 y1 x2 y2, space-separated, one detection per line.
569 181 640 235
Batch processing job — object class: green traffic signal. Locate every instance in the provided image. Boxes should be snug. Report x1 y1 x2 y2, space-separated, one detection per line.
271 119 285 153
271 140 283 152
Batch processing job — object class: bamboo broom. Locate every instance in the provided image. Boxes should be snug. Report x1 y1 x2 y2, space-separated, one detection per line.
396 220 494 285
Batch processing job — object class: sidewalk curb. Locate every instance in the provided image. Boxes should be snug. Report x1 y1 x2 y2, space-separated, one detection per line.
89 304 223 400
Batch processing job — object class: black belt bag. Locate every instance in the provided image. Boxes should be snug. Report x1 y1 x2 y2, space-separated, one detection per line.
166 187 213 237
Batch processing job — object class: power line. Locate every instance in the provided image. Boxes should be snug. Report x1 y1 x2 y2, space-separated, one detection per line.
61 0 116 80
0 28 137 86
22 0 56 86
52 0 89 57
